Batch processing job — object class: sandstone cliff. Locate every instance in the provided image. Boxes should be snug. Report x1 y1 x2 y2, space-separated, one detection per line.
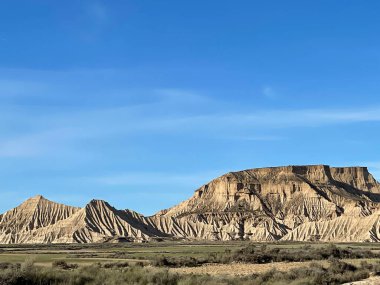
150 165 380 241
1 165 379 243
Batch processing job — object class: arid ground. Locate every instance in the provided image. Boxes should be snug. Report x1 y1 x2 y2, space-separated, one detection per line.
1 241 380 284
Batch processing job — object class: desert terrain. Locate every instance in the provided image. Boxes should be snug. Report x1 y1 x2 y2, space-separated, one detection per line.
2 165 380 284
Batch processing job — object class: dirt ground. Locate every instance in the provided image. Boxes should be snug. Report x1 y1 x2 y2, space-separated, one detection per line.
170 261 321 276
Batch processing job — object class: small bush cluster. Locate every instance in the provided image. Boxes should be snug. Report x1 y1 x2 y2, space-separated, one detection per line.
0 263 20 270
246 260 370 285
152 244 380 267
230 244 380 264
101 261 130 269
52 260 79 270
152 256 208 268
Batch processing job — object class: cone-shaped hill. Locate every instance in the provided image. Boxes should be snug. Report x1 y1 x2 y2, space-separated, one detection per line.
0 195 79 244
10 199 165 244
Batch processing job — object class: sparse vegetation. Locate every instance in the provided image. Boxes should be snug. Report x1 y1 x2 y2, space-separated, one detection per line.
52 260 79 270
0 242 380 284
0 258 378 285
152 244 380 267
152 256 208 267
229 243 380 264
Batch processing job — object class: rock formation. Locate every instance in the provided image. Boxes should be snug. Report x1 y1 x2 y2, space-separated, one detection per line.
1 165 380 243
0 195 79 244
151 165 380 242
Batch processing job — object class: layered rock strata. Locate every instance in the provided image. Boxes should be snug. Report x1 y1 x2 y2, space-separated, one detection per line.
1 165 380 243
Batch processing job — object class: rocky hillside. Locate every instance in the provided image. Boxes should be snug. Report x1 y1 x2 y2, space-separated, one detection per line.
153 165 380 242
0 195 79 244
1 165 380 243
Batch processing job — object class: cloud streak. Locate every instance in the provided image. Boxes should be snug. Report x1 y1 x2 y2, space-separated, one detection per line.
92 171 225 187
1 68 380 160
2 99 380 158
262 86 276 98
86 2 108 23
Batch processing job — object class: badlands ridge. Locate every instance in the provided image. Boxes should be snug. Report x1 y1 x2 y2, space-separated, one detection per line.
1 165 380 244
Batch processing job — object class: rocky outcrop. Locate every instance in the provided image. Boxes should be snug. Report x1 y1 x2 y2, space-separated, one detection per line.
282 211 380 242
10 200 165 244
150 165 380 241
0 165 380 243
0 195 79 244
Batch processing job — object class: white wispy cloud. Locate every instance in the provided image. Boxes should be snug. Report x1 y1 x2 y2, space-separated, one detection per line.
262 86 276 98
73 1 110 42
86 2 108 23
0 129 78 157
154 88 210 105
1 68 380 160
230 135 286 141
2 101 380 158
90 170 226 187
0 79 47 96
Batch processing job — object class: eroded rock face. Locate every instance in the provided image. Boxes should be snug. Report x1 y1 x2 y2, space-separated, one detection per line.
149 165 380 241
4 199 164 244
0 195 80 244
0 165 380 243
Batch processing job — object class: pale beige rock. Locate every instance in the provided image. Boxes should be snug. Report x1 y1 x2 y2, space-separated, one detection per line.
1 165 380 243
10 200 163 244
0 195 79 243
150 165 380 241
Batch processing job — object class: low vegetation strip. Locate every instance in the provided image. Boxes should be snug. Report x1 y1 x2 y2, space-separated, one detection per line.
0 259 379 285
342 276 380 285
230 244 380 263
152 244 380 268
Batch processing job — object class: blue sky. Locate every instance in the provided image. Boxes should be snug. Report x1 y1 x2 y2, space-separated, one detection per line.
0 0 379 215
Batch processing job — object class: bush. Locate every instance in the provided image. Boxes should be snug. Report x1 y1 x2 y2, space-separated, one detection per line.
152 256 208 268
229 244 380 264
102 262 130 269
52 260 79 270
0 263 20 270
0 258 374 285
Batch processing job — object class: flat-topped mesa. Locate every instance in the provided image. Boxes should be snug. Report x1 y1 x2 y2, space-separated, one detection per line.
163 165 380 218
227 165 334 184
330 167 380 193
229 165 377 185
205 165 379 196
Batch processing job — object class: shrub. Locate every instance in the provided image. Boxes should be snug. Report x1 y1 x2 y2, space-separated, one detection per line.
152 256 207 268
52 260 79 270
0 258 374 285
102 262 130 269
229 244 380 264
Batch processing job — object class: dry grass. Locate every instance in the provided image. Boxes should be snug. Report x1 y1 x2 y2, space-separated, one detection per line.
170 261 324 276
342 276 380 285
170 258 380 277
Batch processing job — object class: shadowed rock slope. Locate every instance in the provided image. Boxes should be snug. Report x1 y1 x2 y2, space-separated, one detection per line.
152 165 380 242
1 165 380 243
4 199 165 244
